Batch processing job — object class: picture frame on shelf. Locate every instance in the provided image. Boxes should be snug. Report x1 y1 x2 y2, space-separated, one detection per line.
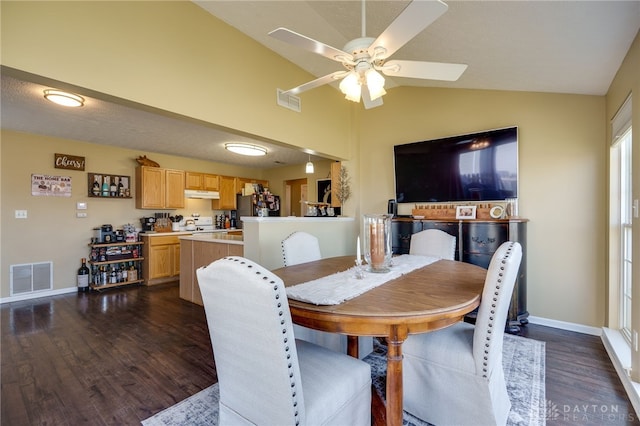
317 179 332 204
456 205 477 220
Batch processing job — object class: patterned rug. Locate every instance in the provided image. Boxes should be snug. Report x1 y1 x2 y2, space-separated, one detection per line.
142 334 545 426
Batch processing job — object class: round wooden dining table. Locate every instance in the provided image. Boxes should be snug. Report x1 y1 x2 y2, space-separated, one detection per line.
272 256 486 426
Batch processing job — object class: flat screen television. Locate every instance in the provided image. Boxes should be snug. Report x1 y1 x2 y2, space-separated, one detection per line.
394 127 518 203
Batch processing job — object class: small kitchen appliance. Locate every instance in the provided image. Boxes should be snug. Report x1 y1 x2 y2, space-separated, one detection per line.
140 217 156 232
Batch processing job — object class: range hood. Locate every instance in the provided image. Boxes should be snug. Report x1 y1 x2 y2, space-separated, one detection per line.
184 189 220 199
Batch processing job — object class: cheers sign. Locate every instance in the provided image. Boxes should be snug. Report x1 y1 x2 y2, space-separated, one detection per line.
54 153 85 171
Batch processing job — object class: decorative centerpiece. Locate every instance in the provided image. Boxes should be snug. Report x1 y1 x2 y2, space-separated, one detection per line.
363 214 392 273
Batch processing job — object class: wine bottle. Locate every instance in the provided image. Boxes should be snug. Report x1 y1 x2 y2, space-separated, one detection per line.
118 178 124 197
110 177 117 197
77 258 90 293
92 177 100 196
101 177 109 197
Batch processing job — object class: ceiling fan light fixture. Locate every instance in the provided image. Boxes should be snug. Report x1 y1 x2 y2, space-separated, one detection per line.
43 89 84 107
225 143 267 156
365 69 386 101
339 72 361 103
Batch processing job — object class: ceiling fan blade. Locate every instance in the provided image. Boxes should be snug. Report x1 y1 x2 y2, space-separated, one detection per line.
362 85 384 110
382 60 467 81
280 71 348 96
269 27 352 62
369 0 448 59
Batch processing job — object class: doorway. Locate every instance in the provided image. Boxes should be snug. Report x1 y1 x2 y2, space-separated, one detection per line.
284 178 308 217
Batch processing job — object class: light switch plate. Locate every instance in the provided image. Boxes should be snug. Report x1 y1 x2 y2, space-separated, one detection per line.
15 210 27 219
76 212 88 218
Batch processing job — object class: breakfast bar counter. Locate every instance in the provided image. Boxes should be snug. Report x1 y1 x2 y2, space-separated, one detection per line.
179 233 244 305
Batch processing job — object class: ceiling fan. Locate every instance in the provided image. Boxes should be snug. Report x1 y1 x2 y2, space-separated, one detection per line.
270 0 467 109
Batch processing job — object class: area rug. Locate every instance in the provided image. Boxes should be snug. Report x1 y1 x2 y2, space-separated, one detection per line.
142 334 545 426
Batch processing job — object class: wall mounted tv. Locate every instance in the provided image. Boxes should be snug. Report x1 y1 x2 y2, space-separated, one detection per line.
394 127 518 203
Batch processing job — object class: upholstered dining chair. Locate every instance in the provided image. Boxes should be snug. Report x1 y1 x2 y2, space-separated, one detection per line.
197 256 372 426
409 229 457 259
402 241 522 426
281 231 322 266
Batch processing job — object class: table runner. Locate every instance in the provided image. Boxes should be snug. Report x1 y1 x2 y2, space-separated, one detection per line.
285 254 438 305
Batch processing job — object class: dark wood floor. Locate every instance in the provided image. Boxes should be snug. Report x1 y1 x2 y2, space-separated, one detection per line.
1 283 637 425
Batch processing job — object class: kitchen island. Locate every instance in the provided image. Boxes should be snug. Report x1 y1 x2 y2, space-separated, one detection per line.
179 233 244 305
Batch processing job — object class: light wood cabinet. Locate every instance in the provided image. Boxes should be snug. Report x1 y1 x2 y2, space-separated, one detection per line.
236 177 269 194
212 175 238 210
141 235 181 285
185 171 219 191
136 166 185 209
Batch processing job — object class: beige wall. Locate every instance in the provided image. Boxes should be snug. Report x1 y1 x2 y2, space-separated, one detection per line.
0 1 352 160
0 130 281 297
358 88 606 327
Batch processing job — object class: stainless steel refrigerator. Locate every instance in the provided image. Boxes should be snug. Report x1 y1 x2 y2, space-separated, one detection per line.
236 194 280 223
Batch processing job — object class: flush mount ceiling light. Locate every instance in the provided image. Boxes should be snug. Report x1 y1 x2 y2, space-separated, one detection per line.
225 143 267 156
43 89 84 107
305 154 314 174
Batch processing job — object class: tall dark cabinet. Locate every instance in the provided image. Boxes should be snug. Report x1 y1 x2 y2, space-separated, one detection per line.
392 218 528 332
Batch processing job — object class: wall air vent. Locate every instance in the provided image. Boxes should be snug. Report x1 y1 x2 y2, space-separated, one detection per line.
10 262 53 296
276 89 301 112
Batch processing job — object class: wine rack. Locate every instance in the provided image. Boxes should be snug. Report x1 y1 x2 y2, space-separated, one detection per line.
88 241 144 291
88 172 132 198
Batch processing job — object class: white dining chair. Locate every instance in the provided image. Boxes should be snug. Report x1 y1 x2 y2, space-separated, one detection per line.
197 256 372 426
402 241 522 426
409 228 456 259
281 231 322 266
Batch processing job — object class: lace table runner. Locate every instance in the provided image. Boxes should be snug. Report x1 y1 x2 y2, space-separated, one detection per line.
286 254 438 305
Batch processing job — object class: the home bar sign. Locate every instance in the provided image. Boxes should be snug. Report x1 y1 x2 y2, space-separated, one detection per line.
54 153 85 171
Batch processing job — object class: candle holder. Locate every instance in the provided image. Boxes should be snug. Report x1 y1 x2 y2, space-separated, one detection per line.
354 259 365 279
363 213 392 273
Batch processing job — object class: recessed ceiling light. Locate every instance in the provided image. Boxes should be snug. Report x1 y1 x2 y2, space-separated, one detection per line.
43 89 84 107
225 143 267 157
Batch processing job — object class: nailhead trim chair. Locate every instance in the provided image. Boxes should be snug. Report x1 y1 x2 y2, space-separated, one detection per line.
402 241 522 426
409 229 457 260
197 256 371 426
281 231 322 267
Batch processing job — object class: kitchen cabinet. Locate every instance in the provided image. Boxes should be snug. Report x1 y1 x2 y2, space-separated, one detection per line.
212 175 238 210
135 166 185 209
392 218 528 332
185 171 219 191
141 235 181 285
180 237 244 305
88 241 144 291
236 177 269 194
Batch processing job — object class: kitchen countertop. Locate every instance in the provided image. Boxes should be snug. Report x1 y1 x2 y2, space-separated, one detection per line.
179 233 244 245
140 229 241 237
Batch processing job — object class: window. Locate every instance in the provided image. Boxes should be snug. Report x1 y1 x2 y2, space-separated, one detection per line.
611 95 633 340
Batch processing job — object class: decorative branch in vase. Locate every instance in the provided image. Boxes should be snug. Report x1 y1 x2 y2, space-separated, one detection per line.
335 166 351 208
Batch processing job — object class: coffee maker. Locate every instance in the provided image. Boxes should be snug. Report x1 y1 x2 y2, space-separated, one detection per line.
140 216 156 232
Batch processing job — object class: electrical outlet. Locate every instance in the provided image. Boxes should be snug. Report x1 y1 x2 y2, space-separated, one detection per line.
15 210 27 219
76 212 88 218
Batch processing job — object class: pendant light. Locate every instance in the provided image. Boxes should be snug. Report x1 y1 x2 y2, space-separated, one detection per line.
305 155 314 174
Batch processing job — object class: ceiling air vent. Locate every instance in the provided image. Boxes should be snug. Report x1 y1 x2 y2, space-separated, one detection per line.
276 89 301 112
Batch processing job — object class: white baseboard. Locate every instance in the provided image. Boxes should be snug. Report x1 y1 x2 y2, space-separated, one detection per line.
528 315 602 336
0 286 77 304
601 328 640 418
